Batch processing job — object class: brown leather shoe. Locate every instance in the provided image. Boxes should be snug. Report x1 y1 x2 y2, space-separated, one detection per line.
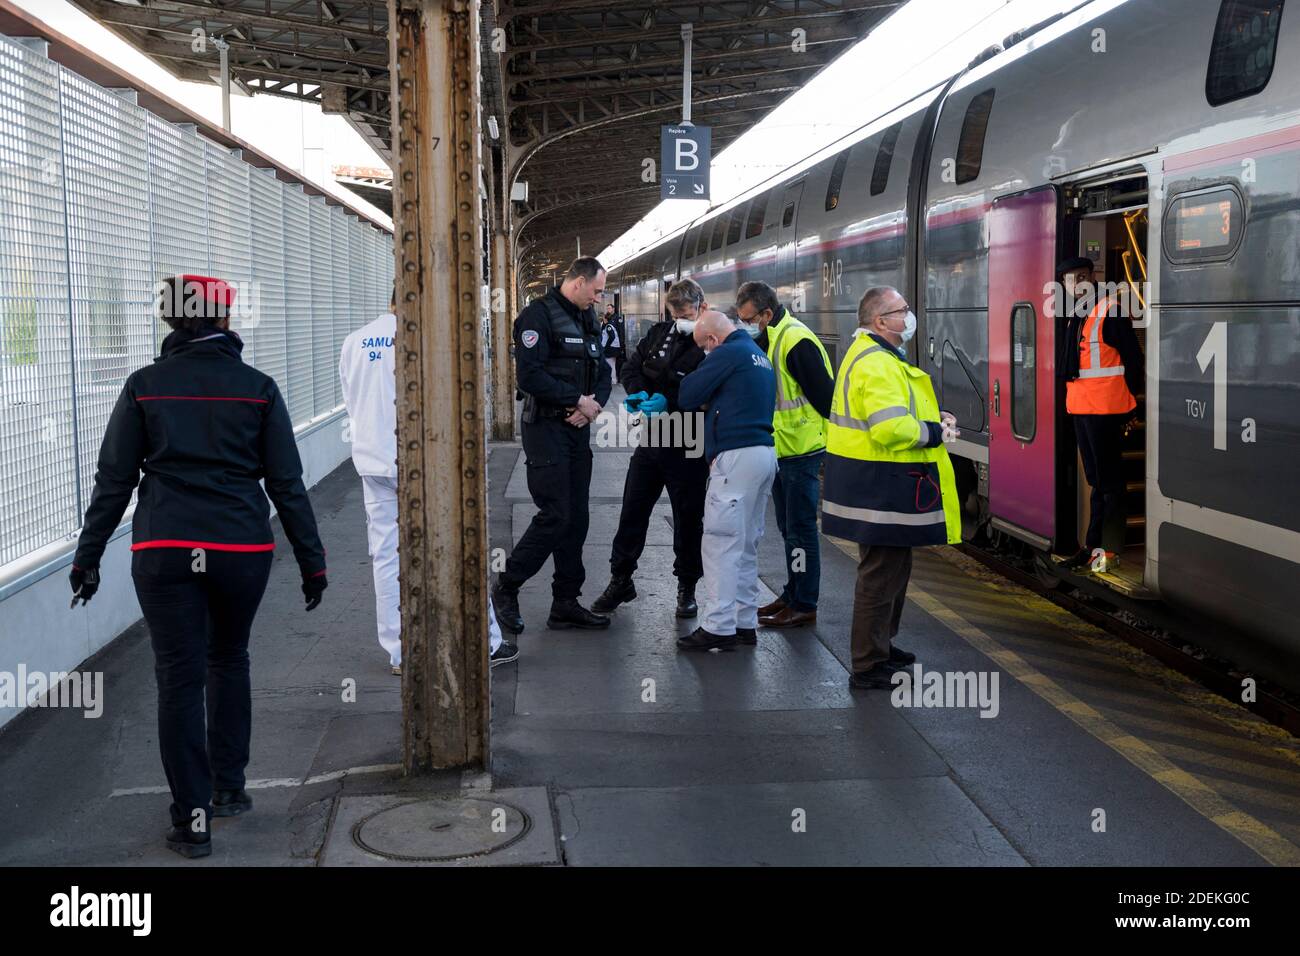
759 606 816 628
757 598 787 618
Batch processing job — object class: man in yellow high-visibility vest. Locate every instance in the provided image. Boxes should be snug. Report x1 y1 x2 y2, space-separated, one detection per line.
822 287 962 690
734 281 834 630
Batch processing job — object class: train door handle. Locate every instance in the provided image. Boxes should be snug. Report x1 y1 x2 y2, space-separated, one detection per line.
993 379 1001 417
928 337 935 361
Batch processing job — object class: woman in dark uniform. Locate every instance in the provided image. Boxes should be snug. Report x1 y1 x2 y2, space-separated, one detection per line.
69 274 327 859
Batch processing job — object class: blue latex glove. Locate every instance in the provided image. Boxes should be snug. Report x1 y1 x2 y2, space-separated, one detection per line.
639 392 668 415
623 390 649 413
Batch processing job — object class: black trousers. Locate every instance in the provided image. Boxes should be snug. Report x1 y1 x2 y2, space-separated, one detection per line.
609 442 708 585
1074 413 1129 553
132 548 273 828
503 416 594 601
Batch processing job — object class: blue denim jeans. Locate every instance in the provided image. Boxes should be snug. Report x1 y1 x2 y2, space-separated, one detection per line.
771 450 823 612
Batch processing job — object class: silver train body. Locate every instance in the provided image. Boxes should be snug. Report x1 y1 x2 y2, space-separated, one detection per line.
609 0 1300 690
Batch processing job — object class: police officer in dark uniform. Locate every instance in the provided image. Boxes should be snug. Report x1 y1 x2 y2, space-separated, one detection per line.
492 257 613 633
591 278 709 618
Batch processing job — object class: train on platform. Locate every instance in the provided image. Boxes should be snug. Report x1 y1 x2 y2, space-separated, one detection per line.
607 0 1300 691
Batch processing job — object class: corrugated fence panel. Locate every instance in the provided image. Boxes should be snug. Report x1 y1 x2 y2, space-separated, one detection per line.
330 207 349 408
60 71 154 515
203 139 253 362
0 37 393 577
145 113 209 330
248 167 287 395
281 186 314 427
0 38 77 566
308 197 333 417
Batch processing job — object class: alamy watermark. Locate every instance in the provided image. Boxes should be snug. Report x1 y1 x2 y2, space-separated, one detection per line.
0 666 103 718
591 404 704 458
890 664 1000 718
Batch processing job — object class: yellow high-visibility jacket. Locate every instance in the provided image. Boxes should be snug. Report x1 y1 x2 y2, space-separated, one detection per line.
821 331 961 547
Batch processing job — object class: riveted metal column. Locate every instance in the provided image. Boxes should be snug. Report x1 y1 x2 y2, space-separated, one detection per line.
389 0 488 771
489 146 515 440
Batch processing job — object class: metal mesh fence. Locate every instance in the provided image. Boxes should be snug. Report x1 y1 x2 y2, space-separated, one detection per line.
0 35 393 573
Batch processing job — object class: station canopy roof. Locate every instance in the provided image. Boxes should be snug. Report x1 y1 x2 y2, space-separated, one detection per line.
70 0 906 289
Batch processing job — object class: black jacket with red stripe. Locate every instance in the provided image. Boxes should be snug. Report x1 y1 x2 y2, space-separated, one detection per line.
73 325 326 577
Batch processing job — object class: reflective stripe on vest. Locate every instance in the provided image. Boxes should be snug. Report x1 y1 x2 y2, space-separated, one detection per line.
828 344 921 446
767 311 829 458
1078 297 1125 379
1067 296 1136 415
822 499 947 527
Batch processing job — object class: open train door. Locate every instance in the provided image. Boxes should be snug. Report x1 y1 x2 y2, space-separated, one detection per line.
987 186 1058 549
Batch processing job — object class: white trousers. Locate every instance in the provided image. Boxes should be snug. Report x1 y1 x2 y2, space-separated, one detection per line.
606 356 618 384
700 445 778 635
362 475 502 667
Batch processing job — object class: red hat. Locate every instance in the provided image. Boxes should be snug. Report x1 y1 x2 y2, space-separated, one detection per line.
177 274 236 307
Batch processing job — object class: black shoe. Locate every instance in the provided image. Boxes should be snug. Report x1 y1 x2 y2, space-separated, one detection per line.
165 825 212 859
849 662 904 690
1060 548 1091 571
213 789 253 818
547 599 611 630
736 627 757 645
491 640 520 666
676 582 698 619
492 582 524 634
889 645 916 665
676 626 738 651
591 576 636 614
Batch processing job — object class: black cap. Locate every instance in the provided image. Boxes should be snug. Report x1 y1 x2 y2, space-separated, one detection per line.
1057 256 1094 275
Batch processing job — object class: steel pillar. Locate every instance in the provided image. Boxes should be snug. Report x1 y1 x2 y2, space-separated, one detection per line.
389 0 489 771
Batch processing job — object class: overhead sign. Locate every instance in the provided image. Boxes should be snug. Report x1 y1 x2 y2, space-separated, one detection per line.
661 124 710 201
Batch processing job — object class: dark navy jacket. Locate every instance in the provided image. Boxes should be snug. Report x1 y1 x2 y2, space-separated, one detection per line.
677 329 776 463
73 326 326 576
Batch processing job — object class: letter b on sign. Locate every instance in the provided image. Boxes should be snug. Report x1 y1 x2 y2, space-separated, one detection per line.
675 138 699 172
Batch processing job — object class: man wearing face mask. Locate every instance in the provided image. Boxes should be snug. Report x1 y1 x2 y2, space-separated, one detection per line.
1056 256 1144 572
822 286 961 689
675 309 777 651
734 281 834 631
592 279 709 618
492 257 613 634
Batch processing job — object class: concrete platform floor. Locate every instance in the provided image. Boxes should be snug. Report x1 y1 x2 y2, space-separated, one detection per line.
2 386 1299 866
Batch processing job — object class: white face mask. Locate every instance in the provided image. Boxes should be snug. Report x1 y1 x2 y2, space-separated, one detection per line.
674 319 696 334
899 310 917 344
739 322 761 338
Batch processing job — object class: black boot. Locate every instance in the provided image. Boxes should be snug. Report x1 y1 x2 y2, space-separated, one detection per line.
492 581 524 634
165 824 212 859
676 626 738 651
591 575 636 614
213 788 253 818
547 598 611 630
675 581 698 619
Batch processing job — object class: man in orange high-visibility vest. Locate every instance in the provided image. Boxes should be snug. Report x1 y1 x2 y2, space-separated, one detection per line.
1057 257 1145 571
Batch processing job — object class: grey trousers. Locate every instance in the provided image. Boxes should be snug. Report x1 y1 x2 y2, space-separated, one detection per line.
700 445 778 635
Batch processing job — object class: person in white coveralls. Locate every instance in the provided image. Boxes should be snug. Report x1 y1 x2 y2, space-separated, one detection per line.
339 292 518 674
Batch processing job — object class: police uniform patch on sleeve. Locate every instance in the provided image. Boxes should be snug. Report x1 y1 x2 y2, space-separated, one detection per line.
521 330 539 348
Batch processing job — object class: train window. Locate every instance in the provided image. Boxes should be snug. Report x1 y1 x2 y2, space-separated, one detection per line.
1010 303 1036 441
825 150 850 211
694 225 708 258
1206 0 1284 106
727 202 747 244
710 214 727 251
955 89 995 184
871 123 902 196
745 200 765 238
1163 185 1245 262
781 202 795 228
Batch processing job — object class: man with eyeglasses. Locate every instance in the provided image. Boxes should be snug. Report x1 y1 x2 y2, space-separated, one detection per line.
821 286 961 690
734 281 834 632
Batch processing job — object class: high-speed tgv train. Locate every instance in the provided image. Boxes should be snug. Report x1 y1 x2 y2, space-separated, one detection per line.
607 0 1300 689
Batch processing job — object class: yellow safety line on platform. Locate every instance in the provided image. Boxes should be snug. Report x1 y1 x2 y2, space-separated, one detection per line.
829 538 1300 867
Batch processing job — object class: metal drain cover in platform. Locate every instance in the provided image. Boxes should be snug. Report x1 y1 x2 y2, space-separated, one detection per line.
353 797 528 862
321 788 558 867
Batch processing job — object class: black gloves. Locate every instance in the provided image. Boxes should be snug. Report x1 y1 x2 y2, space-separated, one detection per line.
302 571 328 611
69 565 101 607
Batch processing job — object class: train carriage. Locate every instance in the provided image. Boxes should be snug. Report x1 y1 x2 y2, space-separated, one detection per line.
607 0 1300 690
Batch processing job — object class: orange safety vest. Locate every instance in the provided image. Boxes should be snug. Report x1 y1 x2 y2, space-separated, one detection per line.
1065 296 1136 416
